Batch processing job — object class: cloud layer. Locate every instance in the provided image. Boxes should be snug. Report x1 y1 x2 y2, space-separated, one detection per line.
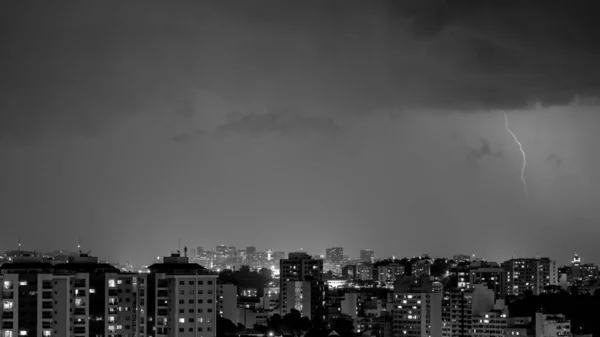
1 0 600 141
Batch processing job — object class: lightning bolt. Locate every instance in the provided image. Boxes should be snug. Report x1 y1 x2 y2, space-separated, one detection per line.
504 112 528 198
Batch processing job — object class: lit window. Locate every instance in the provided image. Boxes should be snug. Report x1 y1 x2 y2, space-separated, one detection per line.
89 288 96 294
4 331 13 337
117 280 123 285
179 318 185 323
108 279 116 288
19 281 27 286
3 281 13 290
3 300 13 310
42 331 51 337
19 331 28 336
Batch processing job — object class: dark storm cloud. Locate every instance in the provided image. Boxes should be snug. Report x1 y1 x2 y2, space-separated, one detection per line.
1 0 600 142
217 112 340 136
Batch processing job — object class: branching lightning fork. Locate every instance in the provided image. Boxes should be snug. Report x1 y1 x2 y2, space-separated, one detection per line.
504 112 528 198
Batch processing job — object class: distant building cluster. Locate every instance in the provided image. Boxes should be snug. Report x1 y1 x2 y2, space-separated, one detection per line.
0 247 594 337
194 245 285 275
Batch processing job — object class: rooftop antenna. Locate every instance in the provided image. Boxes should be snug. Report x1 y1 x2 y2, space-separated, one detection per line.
18 236 22 257
78 238 82 254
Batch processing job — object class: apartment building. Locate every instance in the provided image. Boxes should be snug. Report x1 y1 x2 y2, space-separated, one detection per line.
146 253 218 337
502 258 557 296
392 276 442 337
279 252 325 321
0 253 147 337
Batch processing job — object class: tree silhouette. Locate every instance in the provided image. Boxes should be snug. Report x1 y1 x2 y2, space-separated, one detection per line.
331 316 354 337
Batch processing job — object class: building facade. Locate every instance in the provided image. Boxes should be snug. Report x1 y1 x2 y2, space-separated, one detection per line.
279 253 325 321
146 253 218 337
0 253 148 337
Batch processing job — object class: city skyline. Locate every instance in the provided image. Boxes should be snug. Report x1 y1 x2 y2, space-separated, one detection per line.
2 1 600 269
1 241 592 269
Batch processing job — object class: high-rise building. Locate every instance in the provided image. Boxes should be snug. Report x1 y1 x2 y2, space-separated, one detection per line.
571 253 581 280
360 250 375 263
392 276 442 337
376 263 405 283
282 281 312 317
0 252 147 337
279 252 325 321
340 292 360 321
580 263 599 279
356 263 374 281
471 311 508 337
146 252 218 337
326 248 343 264
539 258 558 290
502 258 558 296
218 283 238 323
469 262 506 300
262 287 279 311
442 285 497 337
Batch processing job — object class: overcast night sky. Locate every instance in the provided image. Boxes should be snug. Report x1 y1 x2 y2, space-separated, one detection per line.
1 1 599 266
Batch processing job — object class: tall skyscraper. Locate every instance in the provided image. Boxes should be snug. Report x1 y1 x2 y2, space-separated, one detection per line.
360 249 375 263
571 253 581 279
279 252 325 321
